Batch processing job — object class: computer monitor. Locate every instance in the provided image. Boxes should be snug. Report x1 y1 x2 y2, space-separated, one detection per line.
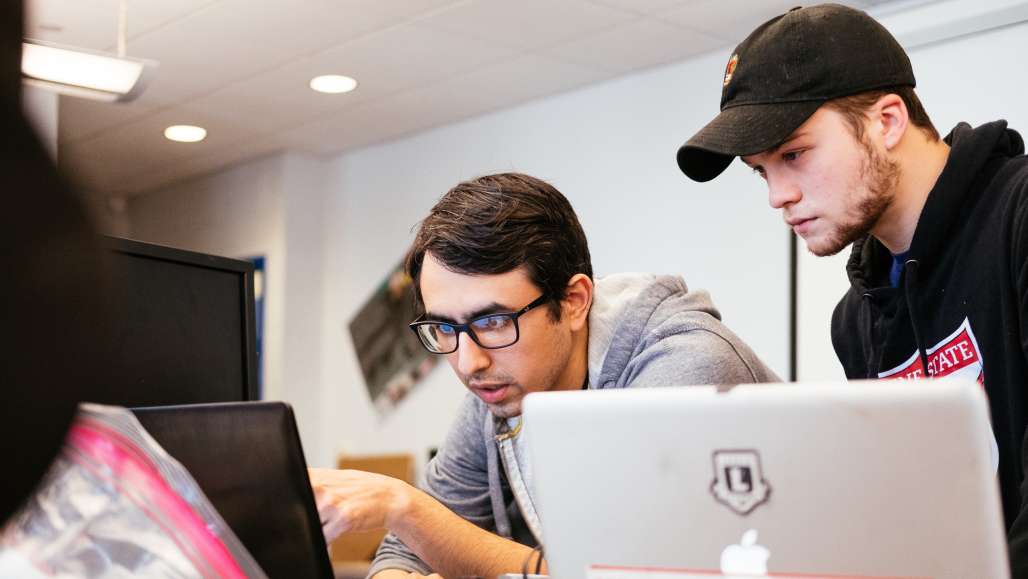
96 236 258 407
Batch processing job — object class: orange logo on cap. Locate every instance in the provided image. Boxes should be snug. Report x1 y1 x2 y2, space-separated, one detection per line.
723 54 739 87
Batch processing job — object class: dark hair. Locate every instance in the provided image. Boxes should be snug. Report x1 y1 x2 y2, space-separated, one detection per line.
405 172 592 320
824 85 940 142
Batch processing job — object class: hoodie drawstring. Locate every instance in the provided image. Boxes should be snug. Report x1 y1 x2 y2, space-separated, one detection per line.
860 292 876 377
903 259 931 377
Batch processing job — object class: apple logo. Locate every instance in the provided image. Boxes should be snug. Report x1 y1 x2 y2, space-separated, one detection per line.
720 529 770 576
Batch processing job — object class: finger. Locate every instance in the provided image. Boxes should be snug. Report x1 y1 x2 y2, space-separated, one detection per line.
314 490 332 511
322 515 349 543
317 502 341 530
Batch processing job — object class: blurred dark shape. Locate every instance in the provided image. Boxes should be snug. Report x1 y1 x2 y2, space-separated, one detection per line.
1 1 110 524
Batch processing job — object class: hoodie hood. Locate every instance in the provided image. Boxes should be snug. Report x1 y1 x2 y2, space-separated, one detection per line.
586 273 723 388
846 120 1024 293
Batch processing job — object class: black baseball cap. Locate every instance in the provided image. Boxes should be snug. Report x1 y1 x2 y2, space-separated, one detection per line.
677 4 915 182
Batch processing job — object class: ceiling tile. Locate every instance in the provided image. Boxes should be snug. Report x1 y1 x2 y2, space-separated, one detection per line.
655 0 878 42
26 0 220 50
123 10 302 102
113 0 467 105
41 0 915 196
60 105 267 195
26 0 118 49
59 91 173 144
416 0 636 51
656 0 797 42
432 53 612 120
277 97 443 155
544 17 726 75
285 0 466 52
280 54 612 155
585 0 704 16
116 135 286 195
182 21 516 134
181 70 367 138
119 1 224 36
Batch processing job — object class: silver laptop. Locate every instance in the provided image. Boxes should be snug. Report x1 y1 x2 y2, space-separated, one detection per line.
524 379 1008 579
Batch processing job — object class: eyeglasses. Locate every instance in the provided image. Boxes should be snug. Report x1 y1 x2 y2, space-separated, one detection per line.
409 294 550 354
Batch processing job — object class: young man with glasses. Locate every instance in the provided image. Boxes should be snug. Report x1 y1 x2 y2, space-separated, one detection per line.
310 172 777 578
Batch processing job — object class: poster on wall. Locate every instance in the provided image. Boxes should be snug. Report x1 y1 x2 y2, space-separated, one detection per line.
349 262 438 415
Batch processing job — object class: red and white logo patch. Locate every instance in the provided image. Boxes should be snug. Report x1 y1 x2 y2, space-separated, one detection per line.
877 318 996 470
877 318 985 384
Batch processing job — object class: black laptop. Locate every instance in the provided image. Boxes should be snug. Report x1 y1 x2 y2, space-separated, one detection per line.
132 401 333 579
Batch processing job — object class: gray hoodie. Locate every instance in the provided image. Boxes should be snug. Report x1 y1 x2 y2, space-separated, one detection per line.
368 274 778 577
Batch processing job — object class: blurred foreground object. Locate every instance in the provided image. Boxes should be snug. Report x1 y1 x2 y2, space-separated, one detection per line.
1 0 114 525
0 404 267 578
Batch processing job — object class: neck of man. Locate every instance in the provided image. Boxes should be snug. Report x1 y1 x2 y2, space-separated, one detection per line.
556 324 590 391
872 131 951 255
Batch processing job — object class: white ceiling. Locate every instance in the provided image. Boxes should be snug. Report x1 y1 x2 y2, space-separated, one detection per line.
26 0 897 196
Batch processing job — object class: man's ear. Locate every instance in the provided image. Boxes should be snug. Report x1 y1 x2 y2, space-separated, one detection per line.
561 274 593 331
875 93 909 151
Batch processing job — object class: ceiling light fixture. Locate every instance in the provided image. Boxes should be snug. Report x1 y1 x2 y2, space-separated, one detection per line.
309 75 358 94
21 0 157 102
164 125 207 143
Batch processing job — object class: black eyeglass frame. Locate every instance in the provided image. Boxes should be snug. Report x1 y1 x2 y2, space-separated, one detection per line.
408 294 551 354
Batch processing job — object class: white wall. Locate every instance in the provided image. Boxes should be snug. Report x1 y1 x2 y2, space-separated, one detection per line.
279 154 331 464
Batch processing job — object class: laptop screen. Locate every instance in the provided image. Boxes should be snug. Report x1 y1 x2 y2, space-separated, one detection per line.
133 401 332 579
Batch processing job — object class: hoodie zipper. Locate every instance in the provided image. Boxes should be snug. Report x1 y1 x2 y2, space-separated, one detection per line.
903 259 931 377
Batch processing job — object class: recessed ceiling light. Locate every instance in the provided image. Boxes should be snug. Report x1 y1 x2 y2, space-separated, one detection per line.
309 74 357 94
164 125 207 143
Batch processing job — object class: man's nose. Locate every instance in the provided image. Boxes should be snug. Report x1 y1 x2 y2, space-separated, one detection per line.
455 331 491 376
767 173 801 210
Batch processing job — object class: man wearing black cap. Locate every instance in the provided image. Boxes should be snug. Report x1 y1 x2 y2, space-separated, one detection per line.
677 3 1028 575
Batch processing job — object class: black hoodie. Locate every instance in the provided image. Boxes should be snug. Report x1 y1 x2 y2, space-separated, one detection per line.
832 121 1028 576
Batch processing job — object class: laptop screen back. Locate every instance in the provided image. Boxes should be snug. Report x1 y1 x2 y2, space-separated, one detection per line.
133 401 332 579
525 380 1008 579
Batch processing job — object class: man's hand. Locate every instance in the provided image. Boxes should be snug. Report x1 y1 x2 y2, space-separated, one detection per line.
308 468 413 543
314 467 538 578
